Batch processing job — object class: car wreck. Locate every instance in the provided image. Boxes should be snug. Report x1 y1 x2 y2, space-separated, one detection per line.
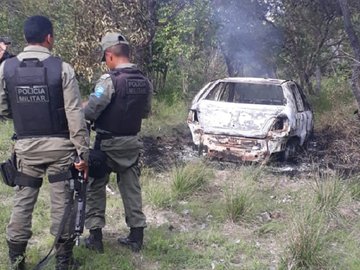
187 78 313 162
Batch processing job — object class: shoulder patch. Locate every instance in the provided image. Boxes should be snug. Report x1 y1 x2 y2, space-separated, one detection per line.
94 86 105 98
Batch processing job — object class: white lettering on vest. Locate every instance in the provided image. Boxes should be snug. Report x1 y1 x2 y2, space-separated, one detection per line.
16 85 50 103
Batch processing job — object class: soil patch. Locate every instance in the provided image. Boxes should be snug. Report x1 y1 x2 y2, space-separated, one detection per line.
141 122 360 177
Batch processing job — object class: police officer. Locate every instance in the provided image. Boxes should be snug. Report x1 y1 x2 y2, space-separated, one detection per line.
0 37 14 64
0 16 89 269
84 33 152 253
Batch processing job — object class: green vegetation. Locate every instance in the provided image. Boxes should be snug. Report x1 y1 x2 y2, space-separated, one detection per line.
171 162 213 200
280 210 327 269
1 0 360 269
313 174 348 216
1 104 360 269
224 187 253 222
348 176 360 201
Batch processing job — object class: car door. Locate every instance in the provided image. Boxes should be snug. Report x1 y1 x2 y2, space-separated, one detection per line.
295 83 314 137
289 83 312 144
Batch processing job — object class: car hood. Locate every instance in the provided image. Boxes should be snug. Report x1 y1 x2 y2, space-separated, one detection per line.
194 100 287 138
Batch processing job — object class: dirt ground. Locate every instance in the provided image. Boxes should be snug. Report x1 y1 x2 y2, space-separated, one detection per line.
141 126 360 177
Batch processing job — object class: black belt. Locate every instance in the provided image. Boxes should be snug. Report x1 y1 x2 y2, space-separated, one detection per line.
94 132 137 150
16 133 70 140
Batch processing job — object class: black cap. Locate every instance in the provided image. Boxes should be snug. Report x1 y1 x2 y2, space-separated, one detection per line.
0 37 11 45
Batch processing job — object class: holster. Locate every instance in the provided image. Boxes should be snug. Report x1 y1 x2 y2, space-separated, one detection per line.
1 152 43 188
0 152 17 187
88 148 108 178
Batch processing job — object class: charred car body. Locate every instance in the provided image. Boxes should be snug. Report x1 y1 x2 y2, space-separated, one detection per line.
187 78 313 162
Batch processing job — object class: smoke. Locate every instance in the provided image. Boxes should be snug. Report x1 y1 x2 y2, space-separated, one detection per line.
212 0 283 77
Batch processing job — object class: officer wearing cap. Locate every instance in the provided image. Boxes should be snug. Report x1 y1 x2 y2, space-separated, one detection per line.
0 16 89 269
84 33 152 253
0 37 15 64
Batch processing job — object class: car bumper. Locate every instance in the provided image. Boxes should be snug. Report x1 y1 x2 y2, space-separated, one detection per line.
200 133 287 162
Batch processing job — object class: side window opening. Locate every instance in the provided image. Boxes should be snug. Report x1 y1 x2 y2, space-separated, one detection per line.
219 83 234 102
295 83 311 111
290 84 305 112
205 82 225 101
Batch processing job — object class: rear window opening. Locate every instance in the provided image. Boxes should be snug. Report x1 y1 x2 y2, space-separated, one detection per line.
205 82 285 106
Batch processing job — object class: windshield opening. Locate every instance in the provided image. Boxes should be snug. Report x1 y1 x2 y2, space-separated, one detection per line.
205 82 285 106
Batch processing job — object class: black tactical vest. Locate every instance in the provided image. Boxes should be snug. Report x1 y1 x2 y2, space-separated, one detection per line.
4 56 69 139
95 67 150 136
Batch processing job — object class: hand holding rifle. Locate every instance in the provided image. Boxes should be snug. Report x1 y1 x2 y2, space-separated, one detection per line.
73 156 88 246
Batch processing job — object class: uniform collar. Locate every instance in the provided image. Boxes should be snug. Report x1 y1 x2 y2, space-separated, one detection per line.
23 45 51 54
115 63 137 69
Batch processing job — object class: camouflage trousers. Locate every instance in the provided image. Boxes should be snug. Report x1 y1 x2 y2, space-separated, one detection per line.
7 141 76 243
85 135 147 230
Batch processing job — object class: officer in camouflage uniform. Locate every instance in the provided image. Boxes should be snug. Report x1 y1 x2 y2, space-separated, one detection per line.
84 33 152 253
0 16 89 270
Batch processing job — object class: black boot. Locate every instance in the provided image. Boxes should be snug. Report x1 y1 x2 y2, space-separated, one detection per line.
84 228 104 253
117 227 144 252
7 240 27 270
55 239 80 270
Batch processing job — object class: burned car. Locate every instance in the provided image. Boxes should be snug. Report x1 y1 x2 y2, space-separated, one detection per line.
187 78 313 162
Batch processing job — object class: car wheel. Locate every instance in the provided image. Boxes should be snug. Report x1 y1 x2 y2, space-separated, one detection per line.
280 138 299 162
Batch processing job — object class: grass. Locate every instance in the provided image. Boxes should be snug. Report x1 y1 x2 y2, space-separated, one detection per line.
348 176 360 201
280 208 327 270
1 85 360 269
171 162 213 200
224 186 253 222
313 173 348 216
141 99 189 137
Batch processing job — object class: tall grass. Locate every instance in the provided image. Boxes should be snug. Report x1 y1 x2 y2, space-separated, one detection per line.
171 162 213 200
348 176 360 201
224 187 253 222
313 174 347 216
241 165 264 183
145 181 173 208
222 166 265 222
281 208 327 270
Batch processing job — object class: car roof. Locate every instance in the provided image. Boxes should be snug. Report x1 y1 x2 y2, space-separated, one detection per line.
217 77 287 85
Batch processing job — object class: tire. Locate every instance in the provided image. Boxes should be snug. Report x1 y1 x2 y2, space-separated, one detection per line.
279 138 299 162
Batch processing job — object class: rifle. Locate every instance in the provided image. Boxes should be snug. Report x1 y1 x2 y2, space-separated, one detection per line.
71 156 88 246
33 157 88 269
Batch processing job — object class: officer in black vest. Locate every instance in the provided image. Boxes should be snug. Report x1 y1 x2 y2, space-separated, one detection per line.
0 37 15 65
84 33 152 253
0 16 89 269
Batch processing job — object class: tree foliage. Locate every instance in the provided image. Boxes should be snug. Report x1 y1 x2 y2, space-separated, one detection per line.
0 0 360 101
275 0 344 93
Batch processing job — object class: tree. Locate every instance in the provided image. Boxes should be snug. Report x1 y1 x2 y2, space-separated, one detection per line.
73 0 158 89
338 0 360 107
275 0 344 94
151 0 218 96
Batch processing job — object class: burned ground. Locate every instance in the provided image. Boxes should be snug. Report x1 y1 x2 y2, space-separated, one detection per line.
141 117 360 178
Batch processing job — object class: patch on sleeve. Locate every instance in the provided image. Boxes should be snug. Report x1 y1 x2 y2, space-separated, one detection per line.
94 86 105 98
